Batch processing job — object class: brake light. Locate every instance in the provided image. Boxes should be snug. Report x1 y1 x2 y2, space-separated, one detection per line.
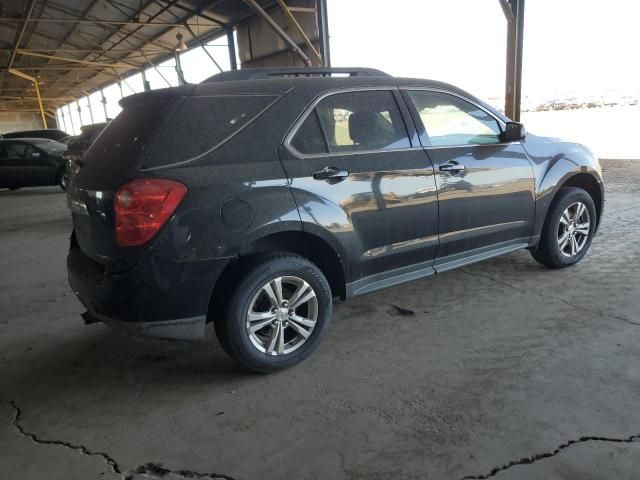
115 178 187 247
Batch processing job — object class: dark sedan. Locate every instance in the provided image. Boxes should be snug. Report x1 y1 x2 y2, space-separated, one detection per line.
1 128 69 141
0 138 69 191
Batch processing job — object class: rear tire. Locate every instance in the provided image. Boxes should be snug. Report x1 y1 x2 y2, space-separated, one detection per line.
215 254 332 373
58 171 68 191
531 187 596 268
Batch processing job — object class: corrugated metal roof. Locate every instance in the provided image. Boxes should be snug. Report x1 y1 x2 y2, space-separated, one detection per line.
0 0 282 114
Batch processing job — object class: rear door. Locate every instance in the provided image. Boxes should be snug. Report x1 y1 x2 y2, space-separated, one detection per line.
403 89 535 270
0 142 17 187
280 88 439 289
0 141 49 187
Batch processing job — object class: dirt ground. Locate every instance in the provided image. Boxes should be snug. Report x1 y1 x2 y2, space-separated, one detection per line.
1 159 639 480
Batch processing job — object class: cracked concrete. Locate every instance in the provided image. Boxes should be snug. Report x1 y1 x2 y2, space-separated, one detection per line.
461 433 640 479
6 399 233 480
1 159 639 480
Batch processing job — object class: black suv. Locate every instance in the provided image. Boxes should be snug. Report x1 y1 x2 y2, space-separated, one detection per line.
67 67 604 372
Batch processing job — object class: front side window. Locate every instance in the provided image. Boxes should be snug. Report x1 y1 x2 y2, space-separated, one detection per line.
290 90 411 155
408 91 502 147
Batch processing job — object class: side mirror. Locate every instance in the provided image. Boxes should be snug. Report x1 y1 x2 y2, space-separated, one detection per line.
500 122 527 143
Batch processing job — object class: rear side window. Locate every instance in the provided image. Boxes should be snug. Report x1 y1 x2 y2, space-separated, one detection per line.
145 94 279 168
86 99 172 171
289 90 411 155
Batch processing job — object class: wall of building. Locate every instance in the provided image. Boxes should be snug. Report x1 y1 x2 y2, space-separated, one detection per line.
0 111 43 135
237 2 321 68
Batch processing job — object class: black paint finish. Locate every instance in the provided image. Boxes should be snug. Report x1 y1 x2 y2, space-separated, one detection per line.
66 74 604 340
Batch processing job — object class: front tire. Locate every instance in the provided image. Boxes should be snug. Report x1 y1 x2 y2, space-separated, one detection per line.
531 187 597 268
215 254 332 373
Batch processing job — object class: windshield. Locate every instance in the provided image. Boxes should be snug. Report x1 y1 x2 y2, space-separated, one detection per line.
28 138 68 155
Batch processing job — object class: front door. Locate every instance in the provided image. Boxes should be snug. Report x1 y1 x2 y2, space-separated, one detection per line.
403 89 535 271
280 88 439 290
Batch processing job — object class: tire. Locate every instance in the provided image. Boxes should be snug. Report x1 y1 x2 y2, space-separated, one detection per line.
531 187 597 268
215 254 332 373
58 171 69 191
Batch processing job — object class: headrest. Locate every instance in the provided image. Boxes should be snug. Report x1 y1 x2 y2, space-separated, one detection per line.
348 111 381 146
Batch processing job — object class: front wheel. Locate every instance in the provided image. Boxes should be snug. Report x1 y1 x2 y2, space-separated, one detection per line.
215 254 332 373
531 187 597 268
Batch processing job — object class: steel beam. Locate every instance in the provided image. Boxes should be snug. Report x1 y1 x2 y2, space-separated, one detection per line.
7 68 47 128
242 0 312 67
317 0 330 67
184 22 223 72
503 0 525 121
8 0 38 70
226 28 237 70
275 0 322 65
0 17 218 27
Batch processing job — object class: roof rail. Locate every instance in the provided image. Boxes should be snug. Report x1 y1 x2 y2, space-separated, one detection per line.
203 67 390 83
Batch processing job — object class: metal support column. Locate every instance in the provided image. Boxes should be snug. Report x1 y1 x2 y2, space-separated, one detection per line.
76 100 82 128
100 89 108 119
227 28 238 70
174 51 186 85
66 104 75 134
317 0 330 67
502 0 525 121
83 93 94 124
141 68 151 91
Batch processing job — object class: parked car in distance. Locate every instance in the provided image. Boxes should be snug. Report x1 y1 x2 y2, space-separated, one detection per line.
1 128 69 142
0 138 69 190
67 67 604 372
65 122 109 179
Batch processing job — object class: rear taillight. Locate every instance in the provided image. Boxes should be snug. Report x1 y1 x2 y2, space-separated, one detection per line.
115 178 187 247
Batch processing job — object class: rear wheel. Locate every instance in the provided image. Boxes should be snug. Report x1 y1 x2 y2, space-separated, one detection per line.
531 187 596 268
58 171 69 191
215 254 332 373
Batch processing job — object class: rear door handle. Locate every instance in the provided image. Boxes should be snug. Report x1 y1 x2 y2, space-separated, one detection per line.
313 166 349 182
439 161 465 173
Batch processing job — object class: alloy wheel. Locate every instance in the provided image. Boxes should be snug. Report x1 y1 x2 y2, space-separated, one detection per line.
246 275 318 355
557 201 590 257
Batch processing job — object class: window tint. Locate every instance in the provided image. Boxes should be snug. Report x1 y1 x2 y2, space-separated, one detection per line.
314 90 410 153
145 94 279 168
6 143 26 159
291 111 326 154
408 91 502 147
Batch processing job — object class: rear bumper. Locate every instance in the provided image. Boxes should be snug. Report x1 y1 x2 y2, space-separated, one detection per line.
68 245 231 341
82 310 206 341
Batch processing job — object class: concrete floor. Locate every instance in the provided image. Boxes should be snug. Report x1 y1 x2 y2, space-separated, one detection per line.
1 159 639 480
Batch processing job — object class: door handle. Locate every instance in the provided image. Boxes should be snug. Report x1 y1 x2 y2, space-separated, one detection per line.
439 161 465 173
313 166 349 182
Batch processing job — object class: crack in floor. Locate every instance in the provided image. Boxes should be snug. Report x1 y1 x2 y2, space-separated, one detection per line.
8 400 123 476
460 433 640 479
461 269 640 327
7 401 235 480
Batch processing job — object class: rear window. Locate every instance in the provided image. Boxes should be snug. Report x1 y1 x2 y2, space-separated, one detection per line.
143 94 280 168
83 99 173 173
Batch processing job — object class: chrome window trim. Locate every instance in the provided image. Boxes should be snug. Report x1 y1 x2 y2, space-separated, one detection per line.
284 86 421 159
401 87 512 149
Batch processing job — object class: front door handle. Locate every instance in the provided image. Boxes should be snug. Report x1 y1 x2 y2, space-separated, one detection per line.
439 161 465 173
313 166 349 183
